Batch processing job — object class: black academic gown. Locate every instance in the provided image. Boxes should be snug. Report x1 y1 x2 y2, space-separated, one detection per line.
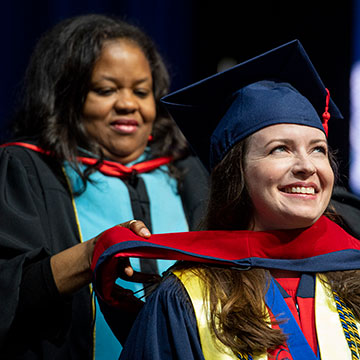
0 145 93 359
330 185 360 238
119 275 204 360
1 142 359 359
118 215 360 360
0 144 209 359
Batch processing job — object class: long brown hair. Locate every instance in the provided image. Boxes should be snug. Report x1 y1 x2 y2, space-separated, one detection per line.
178 137 360 356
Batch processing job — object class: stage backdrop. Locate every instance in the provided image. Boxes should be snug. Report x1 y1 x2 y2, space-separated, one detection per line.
0 1 354 189
350 0 360 195
0 0 194 137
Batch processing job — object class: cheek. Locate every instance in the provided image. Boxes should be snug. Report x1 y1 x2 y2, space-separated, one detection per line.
142 100 156 123
324 167 335 194
82 96 111 121
317 161 335 189
142 121 154 138
246 163 281 186
245 165 269 197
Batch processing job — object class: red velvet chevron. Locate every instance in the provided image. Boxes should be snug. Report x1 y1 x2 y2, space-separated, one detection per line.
91 216 360 306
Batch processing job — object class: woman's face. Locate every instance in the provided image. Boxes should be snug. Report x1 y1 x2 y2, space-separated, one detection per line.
82 39 156 164
244 124 334 231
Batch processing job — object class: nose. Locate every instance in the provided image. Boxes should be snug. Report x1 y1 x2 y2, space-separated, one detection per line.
114 90 138 113
292 154 316 178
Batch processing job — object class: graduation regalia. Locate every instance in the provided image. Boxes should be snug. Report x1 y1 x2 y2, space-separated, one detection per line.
0 142 208 359
92 39 360 359
91 216 360 359
0 144 93 359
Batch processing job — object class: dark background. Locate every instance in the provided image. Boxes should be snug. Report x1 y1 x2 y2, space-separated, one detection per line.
0 1 353 186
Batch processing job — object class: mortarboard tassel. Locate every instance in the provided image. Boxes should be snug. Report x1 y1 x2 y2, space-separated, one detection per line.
322 88 331 136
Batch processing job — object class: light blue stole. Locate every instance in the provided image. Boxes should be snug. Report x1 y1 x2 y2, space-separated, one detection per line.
64 152 188 359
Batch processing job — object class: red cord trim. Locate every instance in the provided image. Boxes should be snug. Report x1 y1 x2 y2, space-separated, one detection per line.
0 142 172 177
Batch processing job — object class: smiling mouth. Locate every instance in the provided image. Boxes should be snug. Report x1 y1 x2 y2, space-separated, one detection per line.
110 120 139 134
282 186 316 195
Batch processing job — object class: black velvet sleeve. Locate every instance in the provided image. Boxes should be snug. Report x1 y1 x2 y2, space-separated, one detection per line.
0 146 79 353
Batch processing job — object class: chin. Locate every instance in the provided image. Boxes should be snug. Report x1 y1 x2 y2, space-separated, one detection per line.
264 212 322 231
282 214 321 230
253 209 324 231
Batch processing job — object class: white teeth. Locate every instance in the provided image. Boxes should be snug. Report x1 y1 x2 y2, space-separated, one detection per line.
284 187 315 194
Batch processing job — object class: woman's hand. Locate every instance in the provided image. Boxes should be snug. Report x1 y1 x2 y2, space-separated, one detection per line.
117 220 151 277
122 219 151 238
50 219 155 296
114 220 160 284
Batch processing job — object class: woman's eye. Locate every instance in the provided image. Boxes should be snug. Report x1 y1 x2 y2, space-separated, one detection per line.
270 145 287 154
93 88 115 96
134 89 150 98
313 146 327 154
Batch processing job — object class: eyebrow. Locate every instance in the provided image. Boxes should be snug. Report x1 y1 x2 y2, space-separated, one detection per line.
92 76 152 86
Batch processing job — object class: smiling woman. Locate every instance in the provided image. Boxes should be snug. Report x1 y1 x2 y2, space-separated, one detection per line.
244 124 334 231
83 39 156 164
115 40 360 360
0 14 208 360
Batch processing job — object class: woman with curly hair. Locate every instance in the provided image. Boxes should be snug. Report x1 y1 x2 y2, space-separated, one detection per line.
0 14 208 359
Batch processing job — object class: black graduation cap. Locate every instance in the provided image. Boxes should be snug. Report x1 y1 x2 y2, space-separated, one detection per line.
161 39 343 170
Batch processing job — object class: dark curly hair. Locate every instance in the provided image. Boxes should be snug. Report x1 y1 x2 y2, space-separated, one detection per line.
12 14 188 184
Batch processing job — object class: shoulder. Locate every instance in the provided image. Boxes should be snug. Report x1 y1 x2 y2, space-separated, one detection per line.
174 155 209 180
0 142 50 173
141 273 197 321
151 273 193 306
0 142 37 162
330 186 360 239
173 156 209 230
0 141 68 192
0 142 80 248
0 143 45 190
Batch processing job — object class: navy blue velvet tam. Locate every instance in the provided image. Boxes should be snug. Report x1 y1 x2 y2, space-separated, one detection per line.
161 39 343 170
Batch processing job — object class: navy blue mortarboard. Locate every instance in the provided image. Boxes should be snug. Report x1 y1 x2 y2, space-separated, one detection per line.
161 39 343 170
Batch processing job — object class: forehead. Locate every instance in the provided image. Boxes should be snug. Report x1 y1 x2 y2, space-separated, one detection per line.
90 39 152 83
95 39 149 68
101 38 142 53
